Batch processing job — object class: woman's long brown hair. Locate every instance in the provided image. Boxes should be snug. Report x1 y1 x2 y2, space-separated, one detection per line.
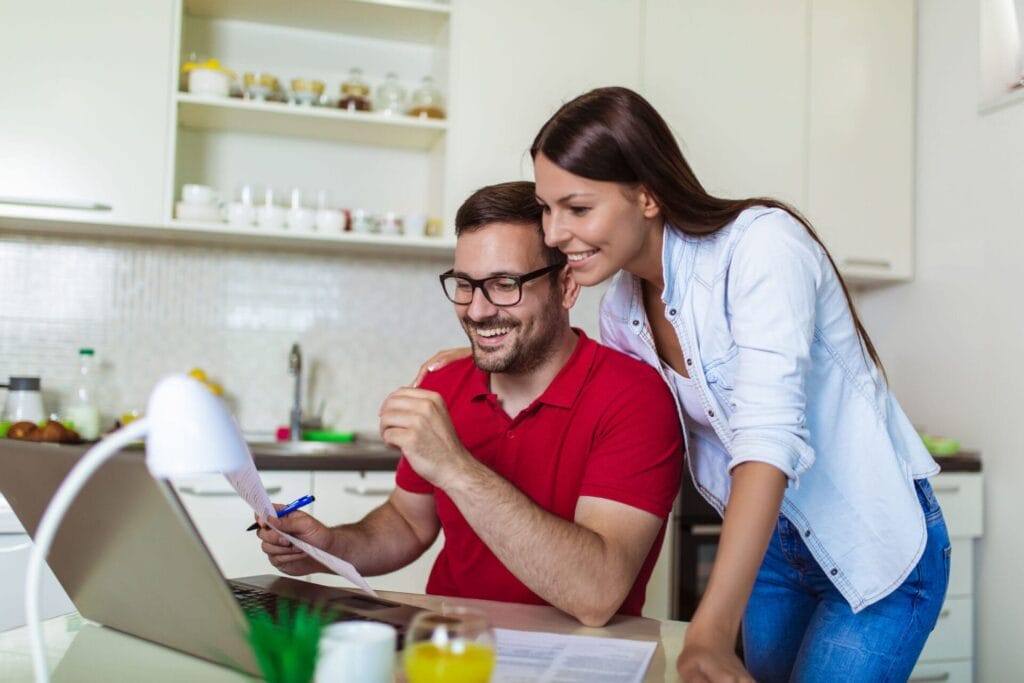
530 86 885 378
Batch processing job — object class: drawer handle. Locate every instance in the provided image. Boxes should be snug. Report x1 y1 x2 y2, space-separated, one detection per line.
909 673 950 682
842 257 892 270
931 485 961 494
179 485 282 497
343 485 394 497
0 196 113 211
690 524 723 536
938 609 950 619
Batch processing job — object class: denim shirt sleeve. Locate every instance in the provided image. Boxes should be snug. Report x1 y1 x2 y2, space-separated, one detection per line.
723 211 822 482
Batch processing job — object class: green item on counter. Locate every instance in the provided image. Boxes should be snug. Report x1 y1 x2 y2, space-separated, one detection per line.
246 602 327 683
0 422 10 438
921 434 961 456
302 429 356 443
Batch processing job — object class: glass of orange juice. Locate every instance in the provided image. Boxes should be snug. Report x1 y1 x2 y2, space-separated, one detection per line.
403 606 496 683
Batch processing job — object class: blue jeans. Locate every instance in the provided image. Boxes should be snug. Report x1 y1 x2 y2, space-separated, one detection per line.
742 479 951 682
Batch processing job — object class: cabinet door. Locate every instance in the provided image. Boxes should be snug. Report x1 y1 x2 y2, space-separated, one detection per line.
0 0 174 225
643 0 808 207
172 471 313 580
445 0 642 225
311 471 442 595
807 0 916 280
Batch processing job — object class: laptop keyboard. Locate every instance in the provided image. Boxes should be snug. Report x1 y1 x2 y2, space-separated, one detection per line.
231 584 374 623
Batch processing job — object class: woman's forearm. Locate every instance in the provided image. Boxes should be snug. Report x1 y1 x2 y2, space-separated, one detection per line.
688 461 787 640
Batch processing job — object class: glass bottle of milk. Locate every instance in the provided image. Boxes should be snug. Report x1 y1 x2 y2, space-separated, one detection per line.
65 348 101 440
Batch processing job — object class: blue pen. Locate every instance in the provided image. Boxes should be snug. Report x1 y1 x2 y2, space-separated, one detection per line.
246 494 315 531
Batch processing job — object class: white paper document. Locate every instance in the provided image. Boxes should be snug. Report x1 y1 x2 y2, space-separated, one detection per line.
493 628 657 683
224 459 376 595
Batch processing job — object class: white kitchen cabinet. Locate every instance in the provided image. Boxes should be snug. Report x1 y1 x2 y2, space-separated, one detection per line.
444 0 642 225
0 0 174 226
806 0 916 282
642 0 916 284
171 470 312 580
643 0 808 208
311 471 441 594
910 471 984 682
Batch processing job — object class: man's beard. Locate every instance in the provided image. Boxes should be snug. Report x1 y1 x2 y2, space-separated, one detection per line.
461 300 564 375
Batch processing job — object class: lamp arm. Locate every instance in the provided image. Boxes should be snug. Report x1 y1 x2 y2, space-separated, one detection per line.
26 418 150 683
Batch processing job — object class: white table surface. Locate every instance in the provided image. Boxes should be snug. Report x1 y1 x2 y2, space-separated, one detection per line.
0 591 688 682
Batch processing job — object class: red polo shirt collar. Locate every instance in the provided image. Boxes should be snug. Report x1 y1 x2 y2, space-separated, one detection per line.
466 328 594 412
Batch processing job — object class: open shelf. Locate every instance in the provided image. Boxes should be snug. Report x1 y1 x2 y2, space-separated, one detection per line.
0 214 455 259
176 93 447 150
183 0 450 44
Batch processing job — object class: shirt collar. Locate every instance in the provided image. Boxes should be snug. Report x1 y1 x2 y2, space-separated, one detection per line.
468 328 597 410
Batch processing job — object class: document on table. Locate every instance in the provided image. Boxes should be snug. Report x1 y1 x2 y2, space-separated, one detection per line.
224 458 376 595
493 628 657 683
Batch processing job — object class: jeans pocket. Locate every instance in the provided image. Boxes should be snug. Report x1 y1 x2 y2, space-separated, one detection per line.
915 479 944 524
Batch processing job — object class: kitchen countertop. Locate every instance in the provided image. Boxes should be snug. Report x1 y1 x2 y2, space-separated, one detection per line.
934 450 982 473
0 440 980 473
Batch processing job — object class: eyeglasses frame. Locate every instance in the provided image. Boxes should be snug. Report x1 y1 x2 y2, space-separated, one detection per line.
438 262 565 307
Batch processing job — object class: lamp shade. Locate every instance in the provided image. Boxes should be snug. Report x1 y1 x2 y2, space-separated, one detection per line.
144 374 251 478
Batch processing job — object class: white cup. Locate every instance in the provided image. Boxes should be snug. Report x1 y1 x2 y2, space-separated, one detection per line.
256 204 287 229
403 212 428 237
314 622 395 683
287 206 316 230
181 184 217 205
227 202 255 226
316 208 345 232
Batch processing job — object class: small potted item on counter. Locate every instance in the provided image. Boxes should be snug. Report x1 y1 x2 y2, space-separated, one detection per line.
338 67 372 112
290 78 325 106
407 75 445 119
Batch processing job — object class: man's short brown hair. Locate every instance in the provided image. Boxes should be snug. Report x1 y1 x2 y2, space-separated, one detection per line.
454 181 567 267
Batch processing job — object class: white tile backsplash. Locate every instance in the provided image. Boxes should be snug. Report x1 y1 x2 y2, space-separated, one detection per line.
0 232 605 435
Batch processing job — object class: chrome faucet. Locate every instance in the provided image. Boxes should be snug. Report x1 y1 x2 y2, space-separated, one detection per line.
288 343 302 441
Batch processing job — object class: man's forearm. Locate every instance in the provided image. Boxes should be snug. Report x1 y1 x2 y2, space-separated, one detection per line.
326 501 431 576
444 459 654 626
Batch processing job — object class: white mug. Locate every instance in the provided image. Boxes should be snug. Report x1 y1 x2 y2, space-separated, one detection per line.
287 206 316 231
314 622 396 683
404 212 428 237
351 209 377 234
181 184 217 205
316 208 345 232
227 202 256 227
256 204 287 229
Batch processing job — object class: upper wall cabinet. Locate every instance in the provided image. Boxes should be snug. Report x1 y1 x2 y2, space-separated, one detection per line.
444 0 643 220
643 0 808 209
0 0 175 226
643 0 916 283
806 0 916 282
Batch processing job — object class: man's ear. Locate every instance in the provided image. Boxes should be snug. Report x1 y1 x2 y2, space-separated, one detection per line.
560 266 582 310
637 186 661 219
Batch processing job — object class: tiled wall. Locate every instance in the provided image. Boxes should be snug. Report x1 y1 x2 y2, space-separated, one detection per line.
0 233 603 435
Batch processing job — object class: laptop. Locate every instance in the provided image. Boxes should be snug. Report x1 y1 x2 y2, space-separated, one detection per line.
0 439 424 676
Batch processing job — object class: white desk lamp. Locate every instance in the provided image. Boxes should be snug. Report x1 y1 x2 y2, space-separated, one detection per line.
25 374 252 682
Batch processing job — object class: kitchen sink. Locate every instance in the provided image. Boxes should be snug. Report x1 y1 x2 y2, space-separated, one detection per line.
246 435 392 458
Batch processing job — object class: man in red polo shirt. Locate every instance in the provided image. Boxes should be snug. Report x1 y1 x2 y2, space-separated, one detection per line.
257 181 682 625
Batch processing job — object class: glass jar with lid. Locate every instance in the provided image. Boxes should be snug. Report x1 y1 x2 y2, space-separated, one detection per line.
407 75 445 119
376 72 407 116
338 67 372 112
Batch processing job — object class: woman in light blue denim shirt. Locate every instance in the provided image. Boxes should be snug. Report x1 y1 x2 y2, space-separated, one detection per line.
529 87 950 682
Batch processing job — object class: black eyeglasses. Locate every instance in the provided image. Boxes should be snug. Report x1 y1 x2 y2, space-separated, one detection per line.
439 263 564 306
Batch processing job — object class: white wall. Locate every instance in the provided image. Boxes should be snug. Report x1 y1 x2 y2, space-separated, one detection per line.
857 1 1024 679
